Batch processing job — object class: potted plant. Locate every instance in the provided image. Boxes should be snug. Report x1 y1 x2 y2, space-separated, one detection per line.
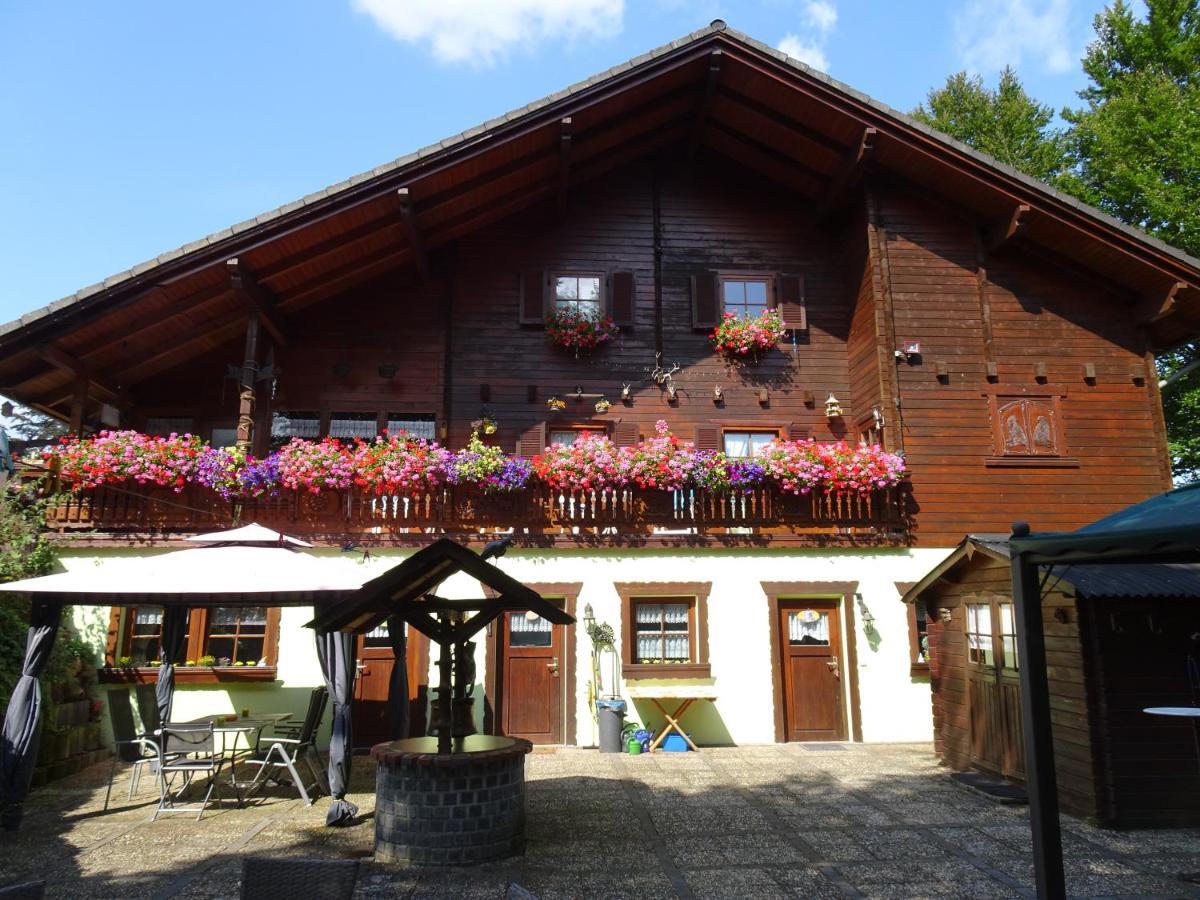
709 309 787 361
545 308 619 357
197 655 217 668
115 656 134 670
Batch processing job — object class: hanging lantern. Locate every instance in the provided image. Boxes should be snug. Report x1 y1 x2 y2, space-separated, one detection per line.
824 393 843 418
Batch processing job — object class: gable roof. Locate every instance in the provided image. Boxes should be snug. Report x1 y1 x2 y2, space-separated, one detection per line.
3 20 1199 418
902 533 1200 603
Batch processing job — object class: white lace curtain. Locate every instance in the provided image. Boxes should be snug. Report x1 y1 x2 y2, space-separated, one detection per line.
788 610 829 645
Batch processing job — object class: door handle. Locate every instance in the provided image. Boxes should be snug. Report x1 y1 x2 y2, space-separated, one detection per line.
827 656 839 677
356 662 368 675
547 657 559 677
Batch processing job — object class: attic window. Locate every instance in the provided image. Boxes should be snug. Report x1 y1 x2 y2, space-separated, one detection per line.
555 275 602 318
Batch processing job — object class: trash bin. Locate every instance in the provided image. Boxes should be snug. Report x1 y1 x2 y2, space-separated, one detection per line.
596 697 627 753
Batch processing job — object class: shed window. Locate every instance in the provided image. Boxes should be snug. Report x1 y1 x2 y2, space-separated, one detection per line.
554 274 602 318
723 431 775 458
966 603 994 667
999 602 1018 671
632 601 693 664
720 277 770 317
908 602 929 670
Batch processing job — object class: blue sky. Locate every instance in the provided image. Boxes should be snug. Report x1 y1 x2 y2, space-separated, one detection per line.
0 0 1119 325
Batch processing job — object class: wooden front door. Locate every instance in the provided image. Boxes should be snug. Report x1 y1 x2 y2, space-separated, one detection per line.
496 608 564 744
778 600 846 742
966 600 1025 779
352 622 428 750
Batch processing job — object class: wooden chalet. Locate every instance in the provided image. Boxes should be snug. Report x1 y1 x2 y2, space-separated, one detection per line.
2 21 1198 754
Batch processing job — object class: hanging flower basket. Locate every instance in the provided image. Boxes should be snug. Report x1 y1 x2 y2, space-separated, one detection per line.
545 308 619 356
709 310 787 361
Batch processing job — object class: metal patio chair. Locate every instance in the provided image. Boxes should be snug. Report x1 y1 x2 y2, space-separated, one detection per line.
153 722 238 820
240 857 358 900
103 689 166 811
241 686 329 805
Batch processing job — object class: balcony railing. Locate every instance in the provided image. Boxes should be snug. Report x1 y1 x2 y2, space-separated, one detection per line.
37 482 909 541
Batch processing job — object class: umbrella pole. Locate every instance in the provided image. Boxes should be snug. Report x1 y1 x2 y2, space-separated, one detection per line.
1011 524 1065 900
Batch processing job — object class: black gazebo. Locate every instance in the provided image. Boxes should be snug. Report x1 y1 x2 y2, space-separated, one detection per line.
1008 483 1200 899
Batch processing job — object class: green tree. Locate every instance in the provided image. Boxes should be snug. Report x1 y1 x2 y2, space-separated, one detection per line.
0 491 59 707
912 67 1071 184
1064 0 1200 480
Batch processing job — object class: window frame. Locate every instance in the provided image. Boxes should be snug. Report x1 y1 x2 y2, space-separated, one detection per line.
717 273 774 318
615 582 711 680
548 424 609 447
552 271 606 319
103 605 281 683
965 601 995 668
721 427 782 459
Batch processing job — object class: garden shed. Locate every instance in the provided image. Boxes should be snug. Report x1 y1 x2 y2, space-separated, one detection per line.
904 534 1200 828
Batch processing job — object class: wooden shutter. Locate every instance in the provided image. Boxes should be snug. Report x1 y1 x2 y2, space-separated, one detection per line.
516 422 547 457
691 272 720 330
609 270 635 327
612 420 640 447
773 274 806 330
694 424 721 452
787 423 810 441
519 270 549 325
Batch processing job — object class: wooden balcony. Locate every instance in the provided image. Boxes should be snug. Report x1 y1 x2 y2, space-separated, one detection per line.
37 482 910 546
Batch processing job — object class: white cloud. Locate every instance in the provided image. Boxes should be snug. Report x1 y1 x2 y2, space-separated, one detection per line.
353 0 624 67
777 0 838 72
778 33 829 71
802 0 838 34
954 0 1077 74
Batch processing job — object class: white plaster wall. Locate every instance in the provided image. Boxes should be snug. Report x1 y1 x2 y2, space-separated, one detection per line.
57 545 954 748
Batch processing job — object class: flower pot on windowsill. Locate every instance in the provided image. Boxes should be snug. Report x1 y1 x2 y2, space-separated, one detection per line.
98 665 278 684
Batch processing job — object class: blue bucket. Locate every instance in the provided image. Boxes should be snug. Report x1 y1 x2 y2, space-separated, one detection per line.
661 733 691 752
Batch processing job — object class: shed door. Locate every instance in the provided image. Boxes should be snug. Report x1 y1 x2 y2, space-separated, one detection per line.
497 609 564 744
966 601 1025 779
778 600 846 741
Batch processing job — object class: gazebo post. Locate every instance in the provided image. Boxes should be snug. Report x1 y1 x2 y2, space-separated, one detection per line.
1010 522 1065 900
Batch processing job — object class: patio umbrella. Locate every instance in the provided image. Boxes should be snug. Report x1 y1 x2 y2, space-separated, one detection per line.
0 523 371 832
0 599 61 830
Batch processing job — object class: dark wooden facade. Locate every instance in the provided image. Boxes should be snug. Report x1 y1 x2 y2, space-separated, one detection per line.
1 23 1194 548
910 538 1200 827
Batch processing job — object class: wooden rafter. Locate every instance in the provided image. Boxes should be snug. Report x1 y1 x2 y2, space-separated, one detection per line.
226 258 289 346
557 117 573 217
687 49 723 161
35 343 122 403
396 188 431 284
1134 280 1188 325
983 203 1031 252
812 126 876 221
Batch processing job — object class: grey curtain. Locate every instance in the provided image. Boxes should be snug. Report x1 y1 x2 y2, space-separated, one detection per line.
0 600 63 831
155 605 188 727
316 624 358 826
386 616 410 741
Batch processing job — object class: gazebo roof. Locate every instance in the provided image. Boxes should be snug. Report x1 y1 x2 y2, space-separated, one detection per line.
307 538 573 635
0 523 363 606
1010 482 1200 565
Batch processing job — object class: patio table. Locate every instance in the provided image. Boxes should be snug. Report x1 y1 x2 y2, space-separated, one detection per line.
171 714 293 799
625 684 716 752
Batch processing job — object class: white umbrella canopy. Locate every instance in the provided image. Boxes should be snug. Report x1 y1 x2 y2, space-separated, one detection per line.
0 523 366 605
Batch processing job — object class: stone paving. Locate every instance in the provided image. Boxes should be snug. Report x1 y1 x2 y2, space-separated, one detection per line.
2 742 1200 898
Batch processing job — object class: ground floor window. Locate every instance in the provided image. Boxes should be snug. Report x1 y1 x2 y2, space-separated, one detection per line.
114 605 280 668
615 582 711 679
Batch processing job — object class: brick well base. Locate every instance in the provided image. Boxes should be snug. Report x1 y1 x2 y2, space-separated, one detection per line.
371 735 533 866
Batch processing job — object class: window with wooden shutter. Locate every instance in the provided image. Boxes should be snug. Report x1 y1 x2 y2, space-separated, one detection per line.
773 274 806 330
609 270 635 327
613 421 640 447
516 422 547 457
989 395 1064 458
519 270 549 325
693 424 720 452
691 272 719 330
787 423 809 441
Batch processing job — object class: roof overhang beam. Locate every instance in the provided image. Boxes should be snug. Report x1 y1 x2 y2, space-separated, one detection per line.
396 188 432 284
812 126 876 221
1135 280 1188 326
36 344 123 404
983 203 1031 252
226 258 289 347
687 49 723 161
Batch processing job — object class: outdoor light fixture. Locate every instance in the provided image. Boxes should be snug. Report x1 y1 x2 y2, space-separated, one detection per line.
824 393 843 418
712 385 723 403
856 593 874 625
